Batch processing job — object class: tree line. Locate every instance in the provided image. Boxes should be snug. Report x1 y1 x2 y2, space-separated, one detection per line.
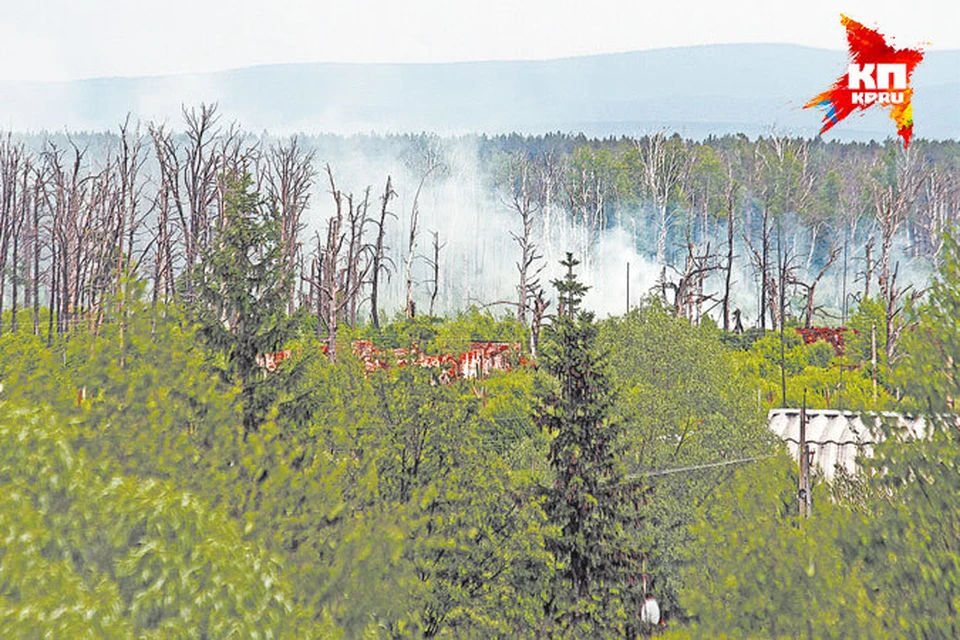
0 108 957 369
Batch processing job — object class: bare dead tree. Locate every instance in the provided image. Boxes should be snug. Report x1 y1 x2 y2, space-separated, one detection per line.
43 140 94 335
37 143 65 343
321 167 344 356
425 230 445 317
265 135 316 314
305 245 317 314
873 151 920 301
563 149 609 264
0 135 26 335
882 262 923 364
637 133 691 266
534 150 564 260
827 157 871 316
110 118 155 357
404 138 446 318
148 124 181 307
9 151 32 334
84 120 152 338
743 228 770 330
309 166 369 361
345 187 370 328
748 134 814 331
309 231 324 337
146 108 234 309
215 122 260 234
871 146 923 361
85 160 116 333
720 165 740 331
179 104 222 298
405 196 420 319
505 153 545 324
789 244 841 328
744 235 782 330
30 158 48 336
917 164 958 266
68 126 150 337
321 213 343 357
658 242 720 323
861 235 875 301
529 288 550 359
111 118 149 292
369 175 396 330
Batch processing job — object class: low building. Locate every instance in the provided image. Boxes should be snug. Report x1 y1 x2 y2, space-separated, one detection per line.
766 409 929 481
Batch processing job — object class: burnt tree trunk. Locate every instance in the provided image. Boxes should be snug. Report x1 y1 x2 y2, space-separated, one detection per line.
721 174 738 331
426 230 444 317
507 154 544 325
370 175 396 330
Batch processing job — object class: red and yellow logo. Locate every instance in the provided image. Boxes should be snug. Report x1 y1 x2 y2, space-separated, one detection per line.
805 15 924 147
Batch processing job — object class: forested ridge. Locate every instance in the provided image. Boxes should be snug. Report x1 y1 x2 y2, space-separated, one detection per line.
0 109 957 637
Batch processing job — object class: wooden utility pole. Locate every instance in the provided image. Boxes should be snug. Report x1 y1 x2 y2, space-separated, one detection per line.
839 235 849 412
798 390 812 518
779 306 787 407
871 321 878 404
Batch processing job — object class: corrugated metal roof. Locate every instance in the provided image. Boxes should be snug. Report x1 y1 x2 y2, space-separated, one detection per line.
766 409 928 481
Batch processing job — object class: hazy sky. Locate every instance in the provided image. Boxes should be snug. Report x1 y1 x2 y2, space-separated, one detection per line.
1 0 956 81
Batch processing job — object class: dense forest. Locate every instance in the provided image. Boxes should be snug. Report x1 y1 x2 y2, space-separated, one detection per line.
1 105 958 335
0 108 957 637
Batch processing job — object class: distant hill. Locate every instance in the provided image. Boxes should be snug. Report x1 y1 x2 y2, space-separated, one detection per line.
0 44 956 139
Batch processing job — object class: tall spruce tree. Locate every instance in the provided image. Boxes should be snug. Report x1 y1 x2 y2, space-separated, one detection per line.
538 253 646 635
190 172 293 432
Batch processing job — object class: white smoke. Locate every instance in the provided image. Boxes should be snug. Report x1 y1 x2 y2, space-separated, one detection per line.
300 135 664 320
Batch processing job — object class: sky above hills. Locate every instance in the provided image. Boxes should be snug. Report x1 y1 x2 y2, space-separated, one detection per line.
1 46 955 140
2 0 956 81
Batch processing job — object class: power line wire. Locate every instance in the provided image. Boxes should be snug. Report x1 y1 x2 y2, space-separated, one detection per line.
625 454 776 480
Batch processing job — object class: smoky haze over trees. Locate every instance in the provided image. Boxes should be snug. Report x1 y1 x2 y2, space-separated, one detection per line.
0 105 957 636
0 106 957 348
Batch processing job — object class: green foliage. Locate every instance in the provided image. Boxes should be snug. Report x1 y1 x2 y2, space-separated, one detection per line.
670 240 960 637
537 253 644 635
566 145 635 225
2 239 953 638
431 307 527 354
370 313 443 350
852 415 960 637
681 143 726 222
733 322 895 412
599 301 772 616
184 335 554 637
845 297 886 364
78 306 240 484
679 455 883 639
362 366 551 636
4 130 959 639
894 232 960 413
365 306 527 355
856 232 960 636
0 402 328 638
0 329 77 411
602 302 768 464
0 290 241 488
475 368 540 452
190 172 295 431
0 303 560 637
